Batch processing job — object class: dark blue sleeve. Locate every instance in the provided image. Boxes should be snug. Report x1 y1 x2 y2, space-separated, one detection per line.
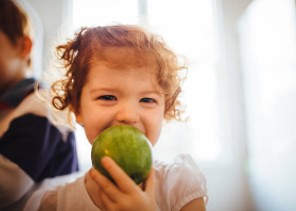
0 114 79 182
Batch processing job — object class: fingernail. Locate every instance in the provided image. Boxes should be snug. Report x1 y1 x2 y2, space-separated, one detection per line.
89 168 95 177
101 156 108 165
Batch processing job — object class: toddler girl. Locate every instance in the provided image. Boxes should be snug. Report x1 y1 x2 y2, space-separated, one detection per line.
40 24 207 211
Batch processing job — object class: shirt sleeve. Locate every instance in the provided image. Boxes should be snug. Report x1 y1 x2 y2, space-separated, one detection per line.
0 114 79 182
155 154 208 211
36 175 100 211
0 155 34 209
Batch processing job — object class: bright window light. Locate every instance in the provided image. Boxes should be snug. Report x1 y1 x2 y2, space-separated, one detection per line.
239 0 296 156
72 0 139 30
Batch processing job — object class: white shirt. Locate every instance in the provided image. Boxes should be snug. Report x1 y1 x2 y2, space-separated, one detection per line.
26 154 207 211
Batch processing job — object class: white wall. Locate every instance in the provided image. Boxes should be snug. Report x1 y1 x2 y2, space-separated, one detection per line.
239 0 296 210
202 0 254 210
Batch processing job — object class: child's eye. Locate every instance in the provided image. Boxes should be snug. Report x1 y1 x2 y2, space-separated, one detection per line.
97 95 117 101
140 98 157 103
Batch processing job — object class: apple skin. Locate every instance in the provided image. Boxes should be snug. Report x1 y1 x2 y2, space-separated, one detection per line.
91 125 152 184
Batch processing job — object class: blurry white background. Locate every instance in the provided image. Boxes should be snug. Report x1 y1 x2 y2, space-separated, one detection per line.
22 0 296 210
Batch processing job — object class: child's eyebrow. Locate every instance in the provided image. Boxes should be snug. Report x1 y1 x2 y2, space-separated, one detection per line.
140 91 163 96
89 88 117 94
89 89 162 96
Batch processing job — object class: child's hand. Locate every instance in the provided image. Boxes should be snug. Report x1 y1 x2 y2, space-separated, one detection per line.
85 168 105 208
89 157 157 211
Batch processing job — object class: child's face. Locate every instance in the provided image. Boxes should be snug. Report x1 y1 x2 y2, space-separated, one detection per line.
0 31 25 93
75 63 165 146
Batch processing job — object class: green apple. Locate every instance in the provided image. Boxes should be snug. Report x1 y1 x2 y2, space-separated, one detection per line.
91 125 152 184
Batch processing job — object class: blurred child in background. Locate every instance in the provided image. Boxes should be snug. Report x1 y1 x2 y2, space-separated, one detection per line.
0 1 79 209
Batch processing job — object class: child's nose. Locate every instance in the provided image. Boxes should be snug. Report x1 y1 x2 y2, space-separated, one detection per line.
115 102 140 124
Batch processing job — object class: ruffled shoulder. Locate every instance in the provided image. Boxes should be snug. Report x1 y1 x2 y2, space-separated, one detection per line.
154 154 208 211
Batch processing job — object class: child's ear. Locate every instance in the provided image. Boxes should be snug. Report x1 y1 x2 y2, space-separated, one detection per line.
76 114 82 123
19 36 32 59
75 112 84 126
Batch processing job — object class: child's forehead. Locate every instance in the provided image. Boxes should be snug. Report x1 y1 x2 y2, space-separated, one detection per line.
87 46 164 91
89 61 155 78
87 62 163 92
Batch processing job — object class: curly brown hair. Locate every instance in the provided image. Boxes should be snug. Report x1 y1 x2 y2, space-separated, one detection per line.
52 25 186 121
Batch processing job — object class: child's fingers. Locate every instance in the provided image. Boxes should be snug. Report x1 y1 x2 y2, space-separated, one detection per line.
101 156 138 193
98 187 112 211
142 167 155 197
90 168 120 203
